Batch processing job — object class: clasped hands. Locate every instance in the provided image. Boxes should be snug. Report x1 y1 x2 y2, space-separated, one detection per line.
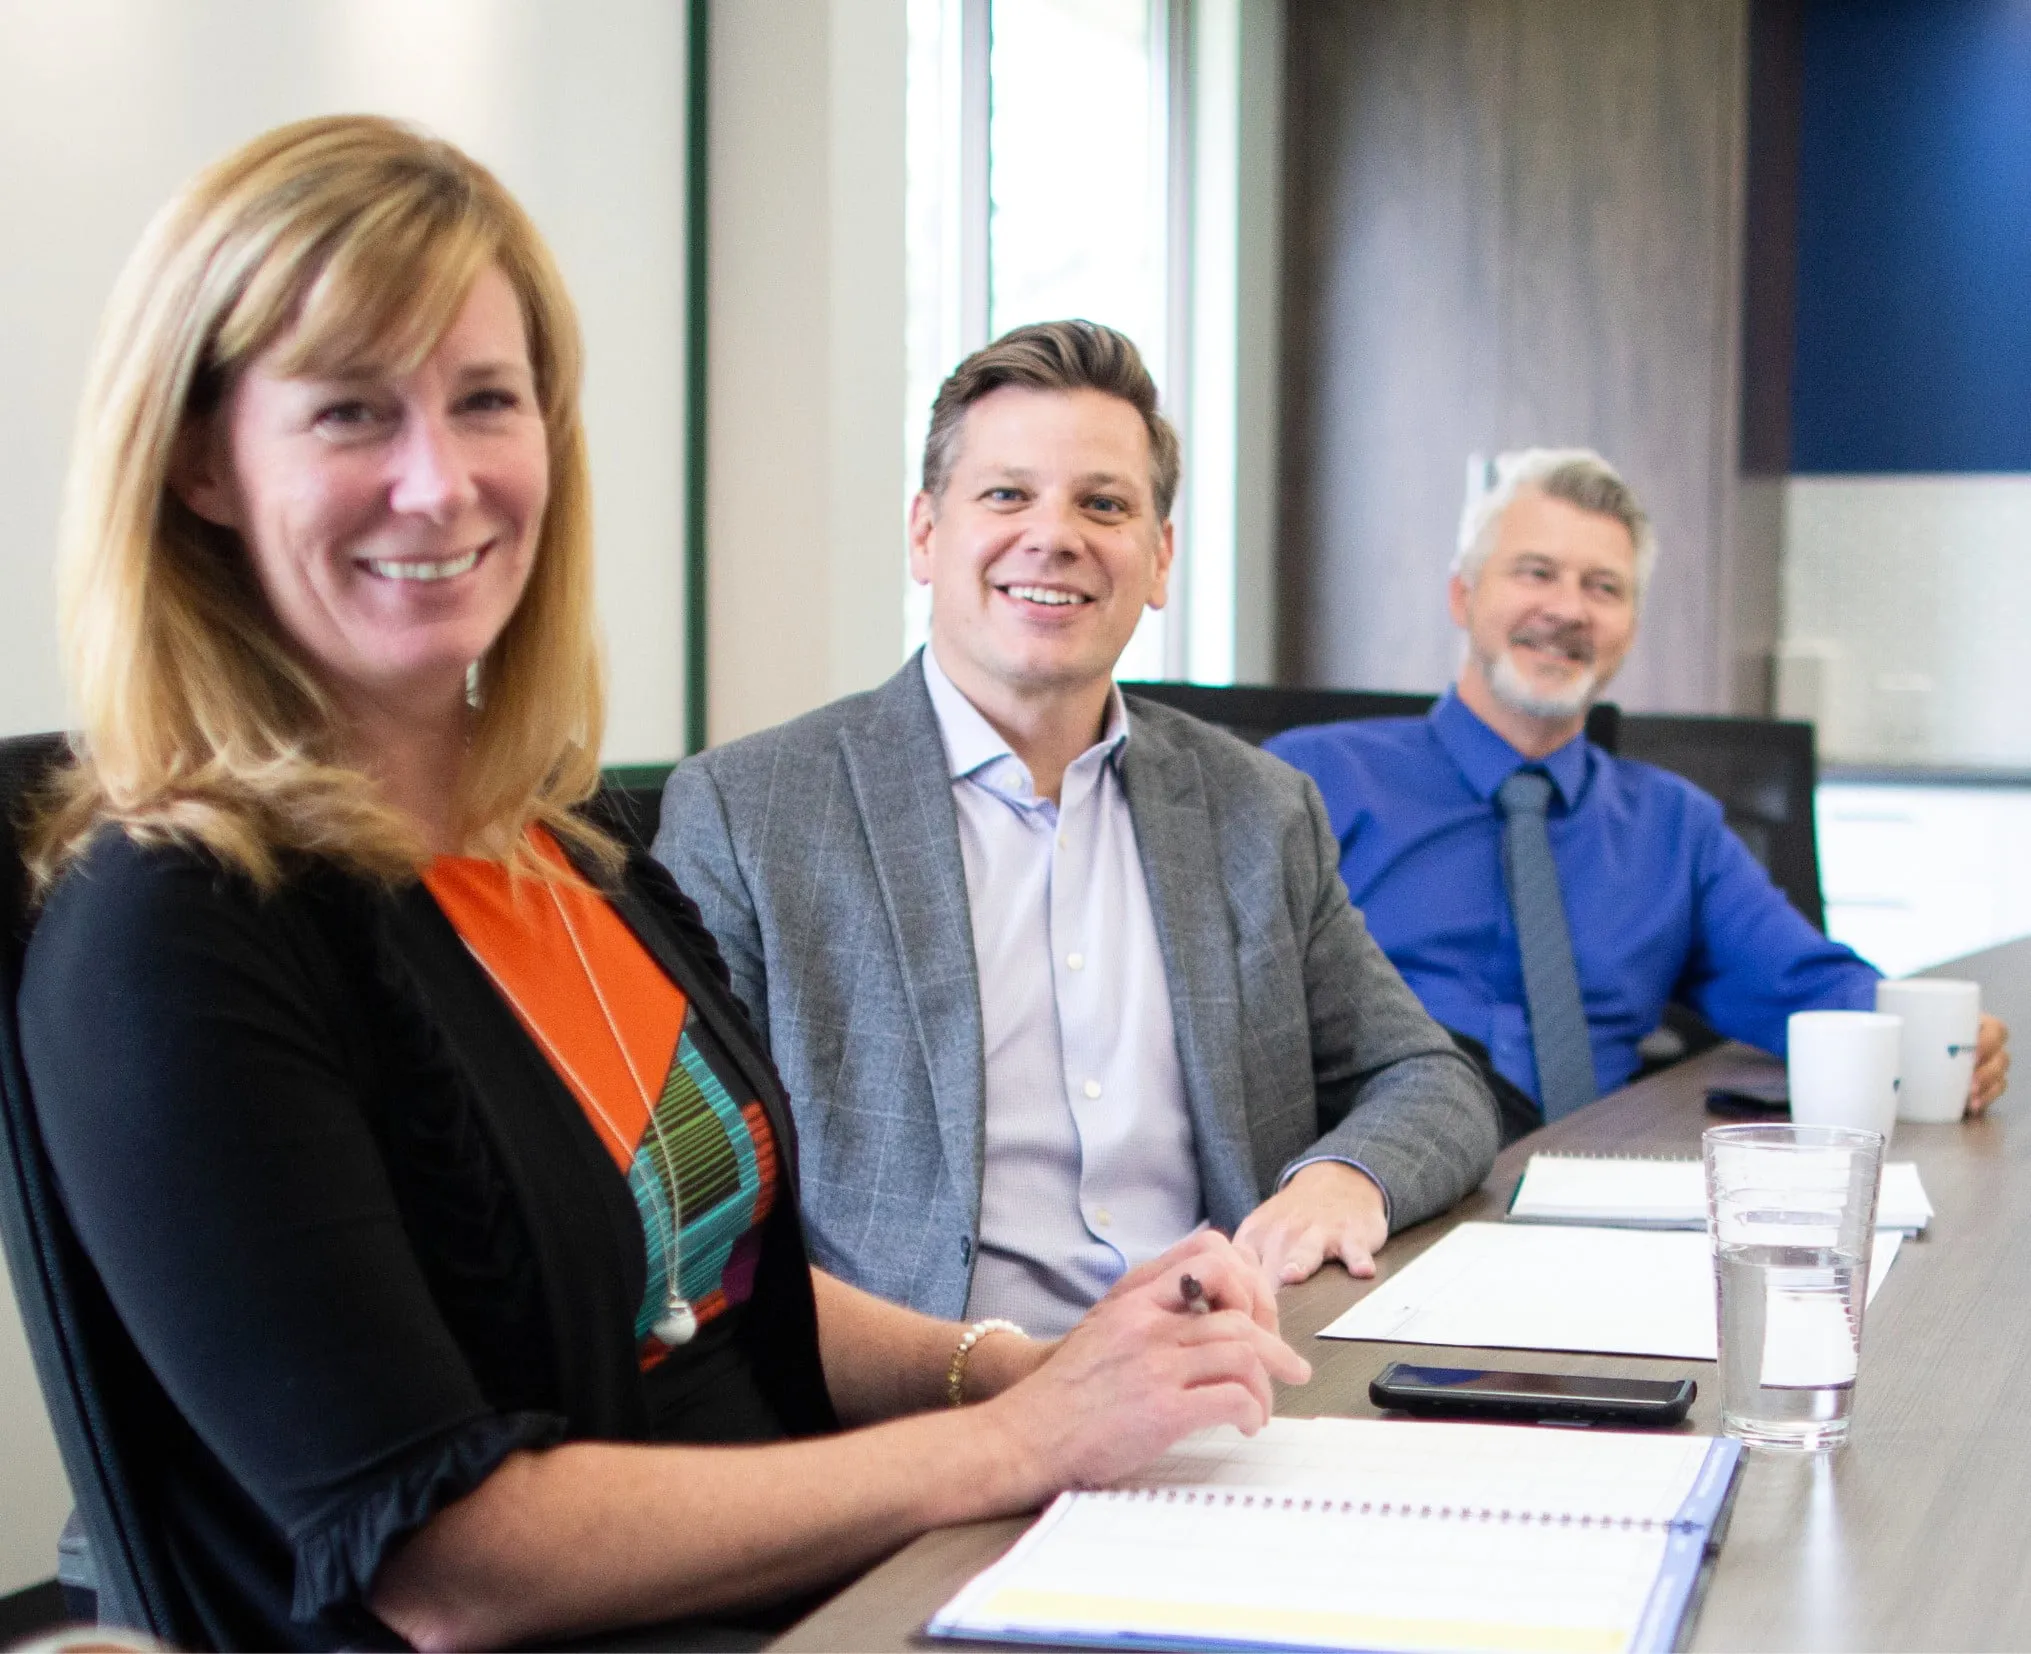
973 1229 1309 1494
970 1167 1387 1492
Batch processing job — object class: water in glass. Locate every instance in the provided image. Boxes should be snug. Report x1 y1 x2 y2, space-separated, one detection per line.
1715 1239 1866 1449
1705 1124 1883 1451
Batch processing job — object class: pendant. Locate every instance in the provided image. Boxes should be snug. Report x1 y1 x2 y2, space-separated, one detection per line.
654 1295 697 1346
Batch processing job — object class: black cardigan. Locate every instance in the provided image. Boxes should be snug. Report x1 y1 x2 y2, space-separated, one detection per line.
19 829 839 1650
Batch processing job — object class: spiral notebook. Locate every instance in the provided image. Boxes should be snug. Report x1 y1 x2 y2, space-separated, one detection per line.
928 1416 1743 1654
1507 1152 1934 1234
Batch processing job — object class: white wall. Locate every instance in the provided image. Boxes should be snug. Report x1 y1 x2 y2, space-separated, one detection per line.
704 0 908 745
1819 781 2031 979
0 0 690 1594
0 0 689 762
1780 477 2031 768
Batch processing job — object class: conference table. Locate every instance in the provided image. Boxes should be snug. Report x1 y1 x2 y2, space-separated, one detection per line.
772 937 2031 1652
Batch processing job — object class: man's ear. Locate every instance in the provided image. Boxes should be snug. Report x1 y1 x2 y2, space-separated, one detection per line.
167 416 240 530
1146 517 1176 611
1447 571 1473 629
906 490 937 585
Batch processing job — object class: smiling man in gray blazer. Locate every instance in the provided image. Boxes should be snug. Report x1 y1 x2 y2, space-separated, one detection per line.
657 321 1498 1338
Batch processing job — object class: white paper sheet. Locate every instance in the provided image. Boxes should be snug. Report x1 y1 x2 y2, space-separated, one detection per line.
1317 1222 1902 1360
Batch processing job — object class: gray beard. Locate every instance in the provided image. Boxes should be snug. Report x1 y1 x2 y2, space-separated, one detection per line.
1486 649 1598 721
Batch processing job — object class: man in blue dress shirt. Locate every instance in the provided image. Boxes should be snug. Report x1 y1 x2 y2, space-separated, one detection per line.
1266 448 2009 1127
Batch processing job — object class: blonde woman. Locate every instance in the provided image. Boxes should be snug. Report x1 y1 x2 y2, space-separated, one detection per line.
19 116 1304 1652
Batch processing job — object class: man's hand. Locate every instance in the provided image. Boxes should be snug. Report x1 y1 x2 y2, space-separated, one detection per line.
1969 1013 2010 1115
1233 1161 1389 1287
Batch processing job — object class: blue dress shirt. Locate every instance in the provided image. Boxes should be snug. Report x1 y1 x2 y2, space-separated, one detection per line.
1265 691 1880 1104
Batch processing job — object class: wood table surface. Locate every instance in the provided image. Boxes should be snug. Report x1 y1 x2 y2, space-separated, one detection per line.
773 938 2031 1652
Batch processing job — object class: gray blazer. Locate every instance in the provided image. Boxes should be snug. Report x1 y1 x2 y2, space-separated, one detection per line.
656 655 1499 1319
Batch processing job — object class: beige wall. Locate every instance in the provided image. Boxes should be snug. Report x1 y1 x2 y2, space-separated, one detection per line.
0 0 690 1594
704 0 908 745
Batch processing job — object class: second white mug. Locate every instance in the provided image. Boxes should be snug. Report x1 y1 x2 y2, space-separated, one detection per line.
1877 977 1980 1123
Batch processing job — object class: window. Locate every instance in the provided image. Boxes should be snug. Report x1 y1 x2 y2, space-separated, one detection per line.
906 0 1238 686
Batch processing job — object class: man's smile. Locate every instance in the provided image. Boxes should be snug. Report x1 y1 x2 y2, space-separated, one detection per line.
1508 617 1595 666
997 582 1095 609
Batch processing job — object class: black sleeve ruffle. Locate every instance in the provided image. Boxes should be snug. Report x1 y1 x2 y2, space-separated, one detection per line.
290 1408 567 1623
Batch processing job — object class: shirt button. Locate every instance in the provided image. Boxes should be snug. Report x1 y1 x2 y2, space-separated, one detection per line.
1067 952 1085 971
1083 1079 1102 1100
1094 1207 1114 1227
1058 834 1069 849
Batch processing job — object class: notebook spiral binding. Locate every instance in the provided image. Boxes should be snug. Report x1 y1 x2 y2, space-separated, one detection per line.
1103 1486 1689 1530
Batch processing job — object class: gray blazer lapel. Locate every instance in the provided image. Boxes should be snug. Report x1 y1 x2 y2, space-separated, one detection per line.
837 658 989 1211
1119 717 1258 1228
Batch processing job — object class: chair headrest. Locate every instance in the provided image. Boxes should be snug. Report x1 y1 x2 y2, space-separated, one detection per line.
1 733 73 969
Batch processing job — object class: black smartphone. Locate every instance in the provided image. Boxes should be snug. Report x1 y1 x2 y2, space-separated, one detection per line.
1703 1085 1789 1118
1369 1362 1696 1427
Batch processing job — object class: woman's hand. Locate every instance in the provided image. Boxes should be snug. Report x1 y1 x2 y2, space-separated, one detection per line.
959 1323 1057 1400
977 1230 1310 1503
375 1234 1304 1647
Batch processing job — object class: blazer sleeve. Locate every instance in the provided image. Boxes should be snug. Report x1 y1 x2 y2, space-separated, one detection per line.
1281 777 1503 1229
19 843 563 1624
655 758 774 1050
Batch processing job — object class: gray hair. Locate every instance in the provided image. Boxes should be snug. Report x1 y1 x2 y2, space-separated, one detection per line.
1453 447 1657 599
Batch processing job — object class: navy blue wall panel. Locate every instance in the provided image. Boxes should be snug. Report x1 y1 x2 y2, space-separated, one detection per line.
1791 0 2031 473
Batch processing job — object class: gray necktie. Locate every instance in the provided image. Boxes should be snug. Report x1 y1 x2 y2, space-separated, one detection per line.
1497 768 1596 1121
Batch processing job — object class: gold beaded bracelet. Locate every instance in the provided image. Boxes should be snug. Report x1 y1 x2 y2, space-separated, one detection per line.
946 1317 1028 1407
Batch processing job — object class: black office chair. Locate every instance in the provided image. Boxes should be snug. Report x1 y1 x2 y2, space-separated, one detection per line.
1113 688 1837 1095
0 733 199 1642
1120 686 1823 925
1616 714 1825 930
1116 685 1616 1134
1119 681 1622 753
598 763 676 855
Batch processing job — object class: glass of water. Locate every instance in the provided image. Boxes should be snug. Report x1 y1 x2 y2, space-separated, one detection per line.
1704 1123 1885 1451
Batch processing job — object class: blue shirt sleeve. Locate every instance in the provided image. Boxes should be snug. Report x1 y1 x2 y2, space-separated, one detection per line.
1676 794 1880 1053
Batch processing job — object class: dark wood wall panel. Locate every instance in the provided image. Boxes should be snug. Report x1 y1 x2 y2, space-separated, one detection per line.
1740 0 1804 479
1279 0 1759 713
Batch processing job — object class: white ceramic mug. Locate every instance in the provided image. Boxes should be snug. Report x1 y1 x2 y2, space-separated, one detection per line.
1876 978 1980 1123
1787 1010 1902 1141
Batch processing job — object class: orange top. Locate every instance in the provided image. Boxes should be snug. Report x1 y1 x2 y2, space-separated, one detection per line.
423 830 779 1362
423 829 683 1171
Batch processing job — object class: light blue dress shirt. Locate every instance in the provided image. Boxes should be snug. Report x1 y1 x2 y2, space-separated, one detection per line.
921 646 1203 1337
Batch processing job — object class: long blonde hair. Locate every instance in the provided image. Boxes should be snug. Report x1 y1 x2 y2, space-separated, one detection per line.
31 114 618 891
